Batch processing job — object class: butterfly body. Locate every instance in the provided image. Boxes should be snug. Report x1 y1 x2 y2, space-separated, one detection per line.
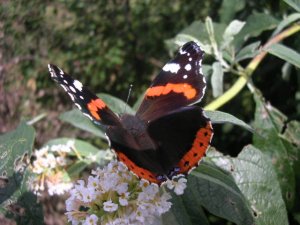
48 41 213 185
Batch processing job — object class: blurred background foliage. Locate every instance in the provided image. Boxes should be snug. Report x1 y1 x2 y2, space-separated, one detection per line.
2 0 299 153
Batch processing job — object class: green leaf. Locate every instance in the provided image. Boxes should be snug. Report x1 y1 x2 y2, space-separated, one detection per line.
283 0 300 12
272 13 300 36
97 93 135 115
267 43 300 68
185 163 254 225
162 193 209 225
234 12 278 48
60 109 106 138
208 146 289 225
168 20 227 54
45 137 103 157
219 0 245 23
222 20 246 48
0 122 35 203
211 62 224 97
253 94 297 209
205 110 253 132
0 123 43 224
45 138 110 177
59 93 134 136
235 41 261 62
202 64 213 77
280 120 300 148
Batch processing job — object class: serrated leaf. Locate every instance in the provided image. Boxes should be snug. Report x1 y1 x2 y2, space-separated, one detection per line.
234 12 278 48
283 0 300 12
0 122 35 203
211 62 224 97
208 146 289 225
205 110 253 132
219 0 245 23
267 43 300 68
236 41 261 62
253 94 297 209
60 109 106 138
0 123 43 223
185 163 254 225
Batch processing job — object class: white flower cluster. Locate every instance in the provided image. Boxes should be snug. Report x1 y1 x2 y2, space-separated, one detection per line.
65 160 187 225
29 141 75 196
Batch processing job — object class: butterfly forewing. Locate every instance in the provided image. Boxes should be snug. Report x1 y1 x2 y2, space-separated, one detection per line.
48 64 120 126
136 42 206 121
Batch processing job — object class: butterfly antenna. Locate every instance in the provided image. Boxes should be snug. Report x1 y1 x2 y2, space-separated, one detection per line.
124 84 133 113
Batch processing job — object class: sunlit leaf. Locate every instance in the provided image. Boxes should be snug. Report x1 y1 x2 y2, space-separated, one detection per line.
0 123 43 224
208 146 289 225
205 110 253 132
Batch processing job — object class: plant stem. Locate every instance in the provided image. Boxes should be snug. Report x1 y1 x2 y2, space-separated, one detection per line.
204 23 300 111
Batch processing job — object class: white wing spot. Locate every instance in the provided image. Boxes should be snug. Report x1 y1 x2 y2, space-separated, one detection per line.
63 80 68 84
75 103 82 110
80 95 84 100
68 93 75 101
60 84 68 92
162 63 181 73
58 67 64 75
70 86 76 93
185 64 192 71
183 75 188 79
74 80 83 91
189 57 192 61
179 48 187 55
83 113 93 121
187 53 190 56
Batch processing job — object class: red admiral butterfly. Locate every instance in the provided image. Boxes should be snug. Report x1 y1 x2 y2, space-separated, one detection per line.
48 41 213 185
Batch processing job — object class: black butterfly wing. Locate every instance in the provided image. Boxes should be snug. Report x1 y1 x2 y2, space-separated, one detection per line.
136 42 206 121
48 64 121 126
147 106 213 176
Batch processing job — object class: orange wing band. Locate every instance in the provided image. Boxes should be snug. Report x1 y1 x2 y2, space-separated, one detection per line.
177 122 213 174
87 99 106 120
115 151 161 184
146 83 197 99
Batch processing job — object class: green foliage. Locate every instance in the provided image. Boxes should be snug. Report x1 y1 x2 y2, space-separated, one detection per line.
2 0 300 224
0 123 43 224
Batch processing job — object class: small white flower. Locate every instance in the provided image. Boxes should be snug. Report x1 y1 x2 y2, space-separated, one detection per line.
81 187 96 203
116 182 128 195
166 177 187 195
83 214 98 225
103 200 118 212
119 192 130 206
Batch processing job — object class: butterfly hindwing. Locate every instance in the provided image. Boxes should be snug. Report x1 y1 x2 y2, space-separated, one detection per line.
147 106 213 176
48 64 120 126
136 42 206 121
